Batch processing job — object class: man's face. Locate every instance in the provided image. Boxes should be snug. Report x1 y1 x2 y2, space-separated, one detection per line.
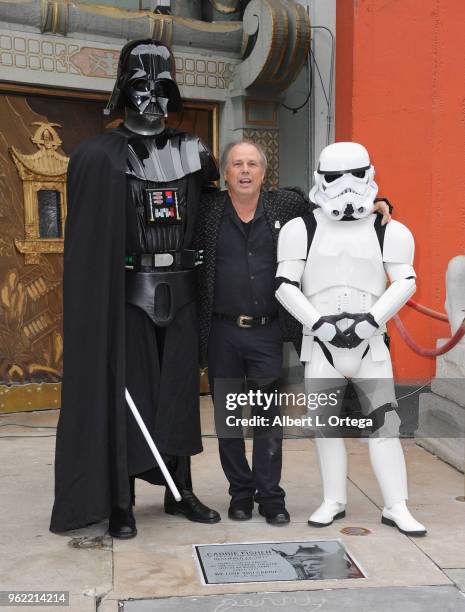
302 557 323 578
224 143 266 199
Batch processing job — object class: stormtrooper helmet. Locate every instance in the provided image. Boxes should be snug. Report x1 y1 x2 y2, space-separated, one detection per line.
309 142 378 221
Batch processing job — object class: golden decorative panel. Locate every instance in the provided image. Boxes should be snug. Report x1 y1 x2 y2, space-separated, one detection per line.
9 122 69 265
0 382 60 413
0 92 89 400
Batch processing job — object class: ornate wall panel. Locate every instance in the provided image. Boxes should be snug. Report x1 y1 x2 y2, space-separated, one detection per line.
0 93 108 406
0 29 239 103
237 0 311 91
0 90 217 412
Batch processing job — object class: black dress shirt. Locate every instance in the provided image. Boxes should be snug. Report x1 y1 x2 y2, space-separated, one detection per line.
213 194 278 317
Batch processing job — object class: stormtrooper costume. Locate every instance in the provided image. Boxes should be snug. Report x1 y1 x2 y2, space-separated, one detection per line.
275 142 426 536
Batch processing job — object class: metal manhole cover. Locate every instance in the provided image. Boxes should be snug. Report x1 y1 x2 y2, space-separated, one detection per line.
340 527 371 536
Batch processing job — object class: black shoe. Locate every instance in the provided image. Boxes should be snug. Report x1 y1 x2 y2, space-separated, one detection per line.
164 488 221 524
228 497 254 521
109 506 137 539
258 504 290 525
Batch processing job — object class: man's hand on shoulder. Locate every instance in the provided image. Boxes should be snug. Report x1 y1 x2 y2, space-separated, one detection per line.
373 197 392 226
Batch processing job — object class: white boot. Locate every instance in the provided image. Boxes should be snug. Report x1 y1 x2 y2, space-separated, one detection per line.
309 437 347 527
382 501 426 536
369 437 426 536
308 499 346 527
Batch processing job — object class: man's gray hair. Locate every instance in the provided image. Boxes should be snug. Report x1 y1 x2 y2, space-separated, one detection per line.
220 139 268 174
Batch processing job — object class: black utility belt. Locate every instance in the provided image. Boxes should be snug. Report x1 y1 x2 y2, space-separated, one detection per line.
213 312 278 328
125 250 203 271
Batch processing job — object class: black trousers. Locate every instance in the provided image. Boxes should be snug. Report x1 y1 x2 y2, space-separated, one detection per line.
208 317 285 506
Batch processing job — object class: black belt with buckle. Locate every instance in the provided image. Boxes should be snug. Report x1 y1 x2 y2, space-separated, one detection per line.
125 250 203 271
213 312 278 328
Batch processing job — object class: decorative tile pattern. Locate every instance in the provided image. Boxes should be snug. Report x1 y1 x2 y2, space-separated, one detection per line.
0 33 81 75
174 56 234 90
0 31 235 90
243 128 279 189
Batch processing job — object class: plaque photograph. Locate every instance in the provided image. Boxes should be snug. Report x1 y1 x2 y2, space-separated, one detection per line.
194 539 366 585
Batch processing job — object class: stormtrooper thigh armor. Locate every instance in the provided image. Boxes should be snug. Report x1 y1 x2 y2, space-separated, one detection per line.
275 142 426 536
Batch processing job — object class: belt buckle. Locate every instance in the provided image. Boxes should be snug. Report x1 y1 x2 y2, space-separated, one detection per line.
154 253 174 267
237 315 253 328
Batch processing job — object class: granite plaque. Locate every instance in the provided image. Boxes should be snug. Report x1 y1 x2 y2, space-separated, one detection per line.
194 539 366 585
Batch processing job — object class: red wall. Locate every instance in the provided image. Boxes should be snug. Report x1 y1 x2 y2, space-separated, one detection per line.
336 0 465 382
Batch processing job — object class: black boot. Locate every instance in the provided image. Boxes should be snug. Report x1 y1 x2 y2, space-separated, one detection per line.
164 456 221 524
109 505 137 539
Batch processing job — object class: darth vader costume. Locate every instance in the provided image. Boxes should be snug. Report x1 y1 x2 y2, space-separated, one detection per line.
50 40 220 537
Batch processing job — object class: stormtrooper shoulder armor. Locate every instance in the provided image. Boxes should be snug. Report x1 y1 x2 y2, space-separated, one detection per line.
277 216 309 262
383 220 414 265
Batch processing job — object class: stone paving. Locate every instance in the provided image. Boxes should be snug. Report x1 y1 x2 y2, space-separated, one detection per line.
1 401 465 611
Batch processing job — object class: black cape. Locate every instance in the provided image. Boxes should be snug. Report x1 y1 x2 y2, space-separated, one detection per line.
50 128 201 533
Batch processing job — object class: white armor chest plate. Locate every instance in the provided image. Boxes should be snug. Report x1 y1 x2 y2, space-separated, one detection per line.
302 210 387 308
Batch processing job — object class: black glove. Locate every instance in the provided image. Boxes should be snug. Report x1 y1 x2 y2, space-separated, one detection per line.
343 312 379 349
312 314 349 348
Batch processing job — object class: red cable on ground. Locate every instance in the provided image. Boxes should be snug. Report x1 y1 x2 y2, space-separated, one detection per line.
406 299 449 321
393 315 465 358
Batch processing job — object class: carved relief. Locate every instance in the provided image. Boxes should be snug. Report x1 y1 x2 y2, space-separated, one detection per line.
0 32 238 92
70 48 120 79
1 0 309 93
9 123 69 265
0 266 62 382
0 96 64 388
237 0 311 91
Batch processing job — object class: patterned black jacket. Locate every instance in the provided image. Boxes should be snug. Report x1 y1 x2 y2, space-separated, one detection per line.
194 187 312 366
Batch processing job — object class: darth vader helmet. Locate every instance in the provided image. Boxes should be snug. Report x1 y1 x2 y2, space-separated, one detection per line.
309 142 378 221
105 39 183 118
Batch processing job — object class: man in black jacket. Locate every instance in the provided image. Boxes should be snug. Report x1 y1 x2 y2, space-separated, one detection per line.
195 141 309 524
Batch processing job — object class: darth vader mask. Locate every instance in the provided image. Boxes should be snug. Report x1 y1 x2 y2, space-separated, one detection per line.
106 39 183 118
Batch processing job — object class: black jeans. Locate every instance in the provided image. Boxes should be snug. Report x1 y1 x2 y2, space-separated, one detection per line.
208 317 285 506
